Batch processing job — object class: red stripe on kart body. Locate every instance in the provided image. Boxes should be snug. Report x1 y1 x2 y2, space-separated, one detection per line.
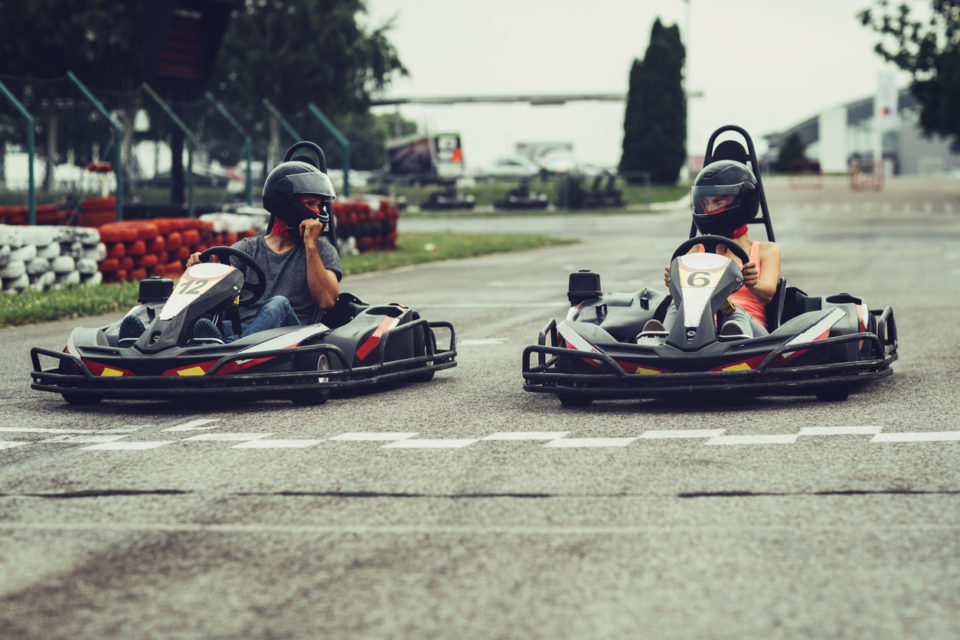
355 316 400 361
777 329 831 365
82 359 134 377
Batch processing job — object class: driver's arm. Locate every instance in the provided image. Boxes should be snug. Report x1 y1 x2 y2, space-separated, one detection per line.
300 218 339 309
742 242 781 304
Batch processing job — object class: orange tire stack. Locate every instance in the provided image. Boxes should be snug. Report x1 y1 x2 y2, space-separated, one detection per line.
96 218 257 283
331 199 399 253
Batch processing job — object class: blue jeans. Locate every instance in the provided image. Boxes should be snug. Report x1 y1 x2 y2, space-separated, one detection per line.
223 296 300 342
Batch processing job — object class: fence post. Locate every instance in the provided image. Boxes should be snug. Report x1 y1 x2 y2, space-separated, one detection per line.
67 71 123 221
142 83 195 217
262 99 302 142
205 92 253 205
0 80 35 225
306 103 350 197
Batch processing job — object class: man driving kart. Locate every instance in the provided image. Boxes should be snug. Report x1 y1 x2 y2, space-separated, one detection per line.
651 159 781 339
119 160 342 343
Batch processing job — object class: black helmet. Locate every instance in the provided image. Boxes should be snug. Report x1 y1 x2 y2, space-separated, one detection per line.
262 160 336 229
690 160 759 237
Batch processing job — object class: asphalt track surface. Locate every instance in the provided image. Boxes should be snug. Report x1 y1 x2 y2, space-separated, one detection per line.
1 176 959 639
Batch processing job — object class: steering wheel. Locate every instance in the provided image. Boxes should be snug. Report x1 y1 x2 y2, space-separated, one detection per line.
198 246 266 307
670 234 751 264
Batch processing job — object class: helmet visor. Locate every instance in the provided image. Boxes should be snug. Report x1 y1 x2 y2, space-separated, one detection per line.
285 171 337 200
692 184 745 215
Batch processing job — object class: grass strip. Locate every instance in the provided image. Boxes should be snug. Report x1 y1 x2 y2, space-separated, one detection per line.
0 231 575 328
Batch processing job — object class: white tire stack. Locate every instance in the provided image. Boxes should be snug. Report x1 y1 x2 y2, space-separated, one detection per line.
1 224 103 293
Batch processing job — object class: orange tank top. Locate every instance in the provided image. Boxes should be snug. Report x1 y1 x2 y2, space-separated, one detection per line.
728 241 767 328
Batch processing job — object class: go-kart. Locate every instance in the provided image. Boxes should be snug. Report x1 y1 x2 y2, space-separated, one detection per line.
521 125 897 406
30 246 456 405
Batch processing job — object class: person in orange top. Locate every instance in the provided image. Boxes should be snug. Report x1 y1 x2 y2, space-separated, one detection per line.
654 159 781 338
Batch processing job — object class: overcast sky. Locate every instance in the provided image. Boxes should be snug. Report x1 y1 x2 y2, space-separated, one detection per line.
363 0 912 170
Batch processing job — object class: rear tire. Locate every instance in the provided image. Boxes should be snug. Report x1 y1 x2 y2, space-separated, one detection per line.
815 384 849 402
558 392 592 407
62 393 101 405
291 353 331 406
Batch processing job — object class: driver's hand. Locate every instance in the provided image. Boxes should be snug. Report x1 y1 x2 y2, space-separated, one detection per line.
186 252 218 268
300 218 324 246
663 264 670 287
741 261 759 288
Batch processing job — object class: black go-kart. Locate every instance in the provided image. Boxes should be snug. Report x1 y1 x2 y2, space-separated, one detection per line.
30 141 456 406
30 247 456 405
521 125 897 407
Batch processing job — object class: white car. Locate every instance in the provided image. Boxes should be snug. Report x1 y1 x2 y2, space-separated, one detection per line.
482 157 542 179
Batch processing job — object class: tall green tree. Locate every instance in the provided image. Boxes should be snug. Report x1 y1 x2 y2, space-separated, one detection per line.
210 0 407 169
775 132 808 172
859 0 960 145
619 18 686 185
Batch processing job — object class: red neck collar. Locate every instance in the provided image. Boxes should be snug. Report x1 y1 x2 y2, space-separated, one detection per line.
271 217 296 239
730 225 748 239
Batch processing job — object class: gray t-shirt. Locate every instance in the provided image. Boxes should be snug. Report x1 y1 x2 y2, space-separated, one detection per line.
231 235 342 325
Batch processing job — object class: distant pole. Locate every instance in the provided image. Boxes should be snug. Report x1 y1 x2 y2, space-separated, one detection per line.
67 71 123 220
262 99 302 142
0 80 35 225
143 83 195 217
206 92 253 204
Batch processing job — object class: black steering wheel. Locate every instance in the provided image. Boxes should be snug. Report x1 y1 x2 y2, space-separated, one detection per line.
670 234 751 264
198 246 266 307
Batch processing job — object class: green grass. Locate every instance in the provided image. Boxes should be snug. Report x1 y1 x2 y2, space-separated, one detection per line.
0 231 576 328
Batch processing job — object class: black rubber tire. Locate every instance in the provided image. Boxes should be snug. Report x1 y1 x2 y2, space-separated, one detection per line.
62 393 101 405
558 393 593 408
291 353 331 406
815 384 850 402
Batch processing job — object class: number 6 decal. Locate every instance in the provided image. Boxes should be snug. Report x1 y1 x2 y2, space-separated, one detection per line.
686 271 710 287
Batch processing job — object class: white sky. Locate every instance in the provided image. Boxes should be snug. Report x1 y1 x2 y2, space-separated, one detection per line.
363 0 912 170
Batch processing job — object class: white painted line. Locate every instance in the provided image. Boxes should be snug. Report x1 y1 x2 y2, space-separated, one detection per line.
40 435 129 444
799 426 884 436
101 425 152 433
0 441 30 450
544 438 638 448
162 418 220 432
460 338 507 346
483 432 570 441
183 433 272 442
81 441 174 451
0 427 101 435
232 439 323 449
382 439 478 449
639 429 726 439
706 434 799 446
329 432 418 441
872 431 960 443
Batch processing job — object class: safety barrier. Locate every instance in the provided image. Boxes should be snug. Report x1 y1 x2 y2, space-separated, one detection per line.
0 224 104 293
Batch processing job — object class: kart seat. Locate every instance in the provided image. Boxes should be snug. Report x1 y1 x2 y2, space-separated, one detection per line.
765 277 787 330
710 140 749 165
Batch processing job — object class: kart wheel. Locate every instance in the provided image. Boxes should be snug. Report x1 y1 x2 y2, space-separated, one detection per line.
291 353 331 406
815 385 850 402
61 393 101 405
410 332 437 383
558 392 592 408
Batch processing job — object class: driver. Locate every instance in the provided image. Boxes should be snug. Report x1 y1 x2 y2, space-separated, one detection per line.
118 160 342 343
646 159 781 339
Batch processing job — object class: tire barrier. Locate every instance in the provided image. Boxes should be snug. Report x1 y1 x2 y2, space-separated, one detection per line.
96 218 257 283
332 199 399 254
0 224 104 293
0 197 399 293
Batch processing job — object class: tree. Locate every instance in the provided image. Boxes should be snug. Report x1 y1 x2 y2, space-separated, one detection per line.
859 0 960 145
775 132 807 172
619 18 686 185
210 0 407 170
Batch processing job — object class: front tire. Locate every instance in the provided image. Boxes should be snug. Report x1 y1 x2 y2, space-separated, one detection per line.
558 392 592 408
291 353 331 406
62 393 101 405
815 384 850 402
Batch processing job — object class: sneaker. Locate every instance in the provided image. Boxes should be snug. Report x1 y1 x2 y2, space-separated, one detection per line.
118 314 145 340
642 319 666 333
719 320 747 338
192 318 225 343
